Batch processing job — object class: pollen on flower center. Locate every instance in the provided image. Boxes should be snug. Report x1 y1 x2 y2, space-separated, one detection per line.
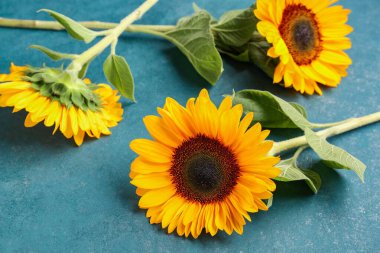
279 4 322 65
185 154 223 193
170 134 240 204
293 20 315 51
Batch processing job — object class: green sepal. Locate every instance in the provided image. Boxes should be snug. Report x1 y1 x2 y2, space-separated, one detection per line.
23 66 102 111
71 90 85 108
51 82 68 96
39 83 53 97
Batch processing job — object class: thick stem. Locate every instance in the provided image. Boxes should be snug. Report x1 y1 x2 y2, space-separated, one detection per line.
0 17 174 32
67 0 158 73
270 111 380 156
311 118 355 129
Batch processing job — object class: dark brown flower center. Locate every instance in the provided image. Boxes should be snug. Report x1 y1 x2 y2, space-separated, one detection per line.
170 134 240 204
278 4 322 65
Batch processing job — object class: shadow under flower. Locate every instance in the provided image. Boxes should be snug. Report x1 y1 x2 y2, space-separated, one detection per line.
0 108 73 148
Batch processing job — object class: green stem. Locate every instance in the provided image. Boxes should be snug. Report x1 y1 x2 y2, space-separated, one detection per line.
111 40 117 55
0 17 175 33
270 111 380 156
311 118 355 128
66 0 158 73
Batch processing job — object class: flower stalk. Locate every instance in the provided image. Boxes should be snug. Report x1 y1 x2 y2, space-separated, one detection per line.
270 111 380 156
0 17 174 33
66 0 159 74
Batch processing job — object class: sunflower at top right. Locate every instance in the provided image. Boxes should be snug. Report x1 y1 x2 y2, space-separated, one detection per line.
254 0 352 95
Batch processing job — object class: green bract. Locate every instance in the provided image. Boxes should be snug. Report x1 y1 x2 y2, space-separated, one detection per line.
24 66 102 111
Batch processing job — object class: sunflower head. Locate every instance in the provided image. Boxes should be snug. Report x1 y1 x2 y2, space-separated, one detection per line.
254 0 352 95
0 64 123 146
24 65 102 111
130 89 280 238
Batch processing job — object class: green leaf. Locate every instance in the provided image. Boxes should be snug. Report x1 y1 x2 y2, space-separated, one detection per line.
232 89 313 129
162 10 223 85
103 54 135 102
275 158 322 194
39 9 97 43
30 45 77 61
304 128 366 182
213 8 258 48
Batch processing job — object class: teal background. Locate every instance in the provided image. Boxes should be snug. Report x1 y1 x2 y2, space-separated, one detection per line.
0 0 379 252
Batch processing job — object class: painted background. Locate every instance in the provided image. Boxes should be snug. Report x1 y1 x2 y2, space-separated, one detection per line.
0 0 379 252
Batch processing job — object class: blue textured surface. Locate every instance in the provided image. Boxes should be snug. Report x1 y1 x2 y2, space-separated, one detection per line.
0 0 379 252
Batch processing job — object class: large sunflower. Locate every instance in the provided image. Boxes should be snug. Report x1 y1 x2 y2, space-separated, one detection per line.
130 89 280 238
254 0 352 95
0 64 123 146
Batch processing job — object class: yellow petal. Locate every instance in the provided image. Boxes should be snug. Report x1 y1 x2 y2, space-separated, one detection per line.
138 186 176 208
130 157 171 175
143 115 183 148
131 172 172 189
69 106 79 135
130 139 173 163
74 130 85 146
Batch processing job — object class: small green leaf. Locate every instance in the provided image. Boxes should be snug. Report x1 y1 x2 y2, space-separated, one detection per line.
30 45 77 61
103 54 135 102
304 128 366 182
232 89 313 129
275 158 322 194
213 8 258 48
162 10 223 85
39 9 97 43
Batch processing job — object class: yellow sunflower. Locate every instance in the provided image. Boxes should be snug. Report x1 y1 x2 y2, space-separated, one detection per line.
254 0 352 95
0 64 123 146
130 89 280 238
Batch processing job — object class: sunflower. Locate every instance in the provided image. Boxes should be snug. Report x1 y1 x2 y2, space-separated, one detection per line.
254 0 352 95
0 64 123 146
130 89 280 238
